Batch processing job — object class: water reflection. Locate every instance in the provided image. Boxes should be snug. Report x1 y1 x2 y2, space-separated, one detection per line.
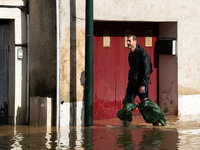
0 116 200 149
82 127 93 150
178 129 200 149
116 128 134 149
139 128 166 149
10 126 24 149
0 125 15 149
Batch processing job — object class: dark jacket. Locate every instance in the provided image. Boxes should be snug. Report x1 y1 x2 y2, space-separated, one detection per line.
128 45 151 87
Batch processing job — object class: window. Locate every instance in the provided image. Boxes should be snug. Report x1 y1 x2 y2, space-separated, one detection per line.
103 30 110 47
145 30 152 47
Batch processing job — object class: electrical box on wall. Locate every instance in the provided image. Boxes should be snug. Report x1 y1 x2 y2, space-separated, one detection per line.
158 39 177 55
17 47 23 59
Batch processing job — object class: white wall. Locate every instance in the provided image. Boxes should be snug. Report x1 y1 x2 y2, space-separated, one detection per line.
0 0 24 5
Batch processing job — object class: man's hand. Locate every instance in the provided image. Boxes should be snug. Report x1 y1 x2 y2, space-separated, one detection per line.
139 86 146 93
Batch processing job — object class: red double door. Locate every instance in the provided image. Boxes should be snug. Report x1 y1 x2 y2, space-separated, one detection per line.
93 22 158 120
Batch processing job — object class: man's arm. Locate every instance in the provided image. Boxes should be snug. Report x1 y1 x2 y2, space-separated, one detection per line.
141 51 151 87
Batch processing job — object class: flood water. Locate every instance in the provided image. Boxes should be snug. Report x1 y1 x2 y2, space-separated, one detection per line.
1 115 200 149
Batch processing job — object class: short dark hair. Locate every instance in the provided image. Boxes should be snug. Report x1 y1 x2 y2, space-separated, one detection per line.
127 35 137 41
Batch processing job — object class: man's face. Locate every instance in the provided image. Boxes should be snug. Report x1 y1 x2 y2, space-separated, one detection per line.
127 37 137 52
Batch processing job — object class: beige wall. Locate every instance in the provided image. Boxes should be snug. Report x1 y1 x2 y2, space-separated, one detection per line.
59 0 85 104
59 0 85 126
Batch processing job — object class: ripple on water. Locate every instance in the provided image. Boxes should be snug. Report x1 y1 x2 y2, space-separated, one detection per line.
0 115 200 149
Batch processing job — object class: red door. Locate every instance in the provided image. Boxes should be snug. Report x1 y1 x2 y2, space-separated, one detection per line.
94 22 158 120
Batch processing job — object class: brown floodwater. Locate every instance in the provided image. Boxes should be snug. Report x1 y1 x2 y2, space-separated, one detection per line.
0 115 200 149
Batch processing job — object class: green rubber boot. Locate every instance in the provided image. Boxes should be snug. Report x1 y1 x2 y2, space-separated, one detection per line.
137 98 167 126
117 95 137 126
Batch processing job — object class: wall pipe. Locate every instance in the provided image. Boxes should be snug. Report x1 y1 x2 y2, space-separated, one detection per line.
85 0 94 127
56 0 60 127
26 0 30 123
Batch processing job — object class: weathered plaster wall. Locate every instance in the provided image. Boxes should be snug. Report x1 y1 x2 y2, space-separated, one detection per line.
59 0 85 126
29 1 56 97
59 0 85 103
29 0 56 123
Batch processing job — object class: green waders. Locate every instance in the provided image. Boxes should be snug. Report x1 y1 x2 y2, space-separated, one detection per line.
117 95 167 126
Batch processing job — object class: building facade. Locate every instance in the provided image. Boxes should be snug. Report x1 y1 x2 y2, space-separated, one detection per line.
1 0 200 126
59 0 200 126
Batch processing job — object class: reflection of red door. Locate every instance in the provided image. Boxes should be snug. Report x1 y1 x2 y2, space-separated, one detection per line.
94 22 158 120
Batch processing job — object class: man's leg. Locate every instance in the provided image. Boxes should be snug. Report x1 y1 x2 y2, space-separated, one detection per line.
121 83 138 126
126 83 137 102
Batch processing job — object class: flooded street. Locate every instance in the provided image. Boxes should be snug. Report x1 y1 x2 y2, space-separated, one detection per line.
0 115 200 149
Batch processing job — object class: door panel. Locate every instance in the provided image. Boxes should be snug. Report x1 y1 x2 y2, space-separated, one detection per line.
93 22 118 119
94 22 158 120
0 20 9 125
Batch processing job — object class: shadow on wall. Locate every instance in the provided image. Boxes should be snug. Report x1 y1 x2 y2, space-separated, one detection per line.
69 0 77 126
16 106 26 125
80 71 85 126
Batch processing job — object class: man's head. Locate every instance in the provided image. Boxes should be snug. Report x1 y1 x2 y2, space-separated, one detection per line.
127 35 137 52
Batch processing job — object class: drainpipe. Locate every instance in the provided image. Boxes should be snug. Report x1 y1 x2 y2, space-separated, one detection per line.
26 0 30 123
85 0 93 127
56 0 60 127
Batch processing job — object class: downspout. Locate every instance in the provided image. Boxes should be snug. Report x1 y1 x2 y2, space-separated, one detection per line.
26 0 30 123
85 0 93 127
56 0 60 127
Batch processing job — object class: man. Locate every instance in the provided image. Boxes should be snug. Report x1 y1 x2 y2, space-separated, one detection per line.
126 35 152 102
117 36 166 126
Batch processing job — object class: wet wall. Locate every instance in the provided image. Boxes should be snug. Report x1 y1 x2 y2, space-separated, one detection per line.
29 0 56 124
